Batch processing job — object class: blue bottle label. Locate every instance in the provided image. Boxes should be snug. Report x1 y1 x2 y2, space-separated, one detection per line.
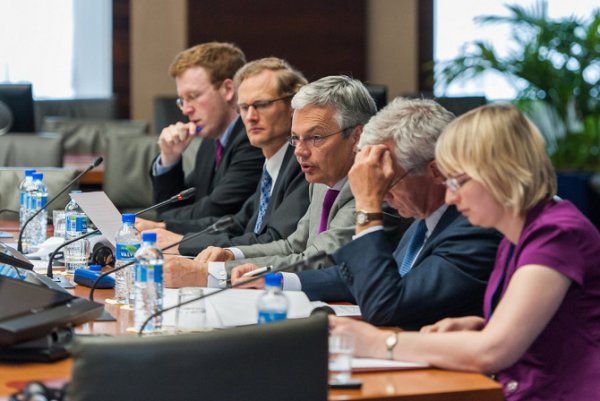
151 263 163 284
67 215 87 232
20 192 26 207
116 243 140 260
135 263 147 282
257 310 287 324
40 195 47 208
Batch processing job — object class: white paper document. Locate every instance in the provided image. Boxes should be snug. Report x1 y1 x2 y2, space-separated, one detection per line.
352 357 429 370
162 287 315 328
71 191 122 246
310 301 361 317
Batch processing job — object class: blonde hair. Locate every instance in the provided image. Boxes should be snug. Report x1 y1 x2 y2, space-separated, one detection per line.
168 42 246 86
436 103 557 217
233 57 307 98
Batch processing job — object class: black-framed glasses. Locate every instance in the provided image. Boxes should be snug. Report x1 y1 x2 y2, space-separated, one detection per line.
238 95 293 114
389 168 414 188
288 125 357 148
444 173 472 192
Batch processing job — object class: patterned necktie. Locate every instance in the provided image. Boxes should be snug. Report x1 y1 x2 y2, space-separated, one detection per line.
214 141 223 168
318 189 340 234
398 219 427 276
253 168 273 234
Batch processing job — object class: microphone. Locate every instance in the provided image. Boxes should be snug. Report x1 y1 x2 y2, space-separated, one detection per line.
45 187 198 280
88 216 234 302
138 251 329 334
134 187 196 217
17 156 103 253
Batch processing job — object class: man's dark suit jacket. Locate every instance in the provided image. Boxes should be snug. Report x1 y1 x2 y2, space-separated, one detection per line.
168 146 310 255
298 206 502 330
151 117 264 221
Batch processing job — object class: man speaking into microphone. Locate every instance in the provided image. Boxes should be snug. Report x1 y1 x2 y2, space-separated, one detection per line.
136 42 264 230
161 75 378 288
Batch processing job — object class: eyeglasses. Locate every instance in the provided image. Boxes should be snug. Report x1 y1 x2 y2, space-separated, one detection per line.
176 92 202 110
389 168 413 188
288 125 357 148
444 173 472 192
238 95 293 114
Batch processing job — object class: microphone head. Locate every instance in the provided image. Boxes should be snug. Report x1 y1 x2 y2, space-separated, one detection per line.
178 187 196 200
310 305 336 316
92 156 104 167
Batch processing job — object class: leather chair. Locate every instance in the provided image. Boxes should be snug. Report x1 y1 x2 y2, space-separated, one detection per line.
0 133 63 167
0 167 79 218
65 314 328 401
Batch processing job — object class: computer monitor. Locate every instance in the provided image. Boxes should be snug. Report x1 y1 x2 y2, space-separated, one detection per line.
0 83 36 133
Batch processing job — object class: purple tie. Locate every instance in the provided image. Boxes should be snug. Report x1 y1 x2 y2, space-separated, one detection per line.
215 141 223 168
318 189 340 233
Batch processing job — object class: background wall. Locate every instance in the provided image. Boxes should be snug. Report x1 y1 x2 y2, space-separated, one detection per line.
130 0 419 129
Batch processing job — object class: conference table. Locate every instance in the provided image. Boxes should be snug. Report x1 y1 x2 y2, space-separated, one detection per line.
0 221 504 401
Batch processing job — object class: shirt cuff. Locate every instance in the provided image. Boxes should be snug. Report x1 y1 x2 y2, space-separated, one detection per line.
207 262 227 288
227 247 244 260
353 225 383 240
282 272 301 291
153 156 179 176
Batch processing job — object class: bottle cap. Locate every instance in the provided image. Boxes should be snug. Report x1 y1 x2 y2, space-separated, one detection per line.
122 213 136 224
142 232 157 243
264 272 283 287
25 169 35 177
33 172 43 180
89 264 102 272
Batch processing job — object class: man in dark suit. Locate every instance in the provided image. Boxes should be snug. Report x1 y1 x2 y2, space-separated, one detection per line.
144 58 310 256
136 42 264 231
233 97 502 331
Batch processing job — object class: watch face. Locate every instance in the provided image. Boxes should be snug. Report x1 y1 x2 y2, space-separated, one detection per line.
356 212 368 225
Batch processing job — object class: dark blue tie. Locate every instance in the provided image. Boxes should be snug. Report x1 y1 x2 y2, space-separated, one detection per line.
398 220 427 276
253 168 272 234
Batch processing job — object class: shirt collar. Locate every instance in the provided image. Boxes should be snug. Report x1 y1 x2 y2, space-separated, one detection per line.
264 142 289 184
423 203 448 239
218 116 239 147
328 176 347 192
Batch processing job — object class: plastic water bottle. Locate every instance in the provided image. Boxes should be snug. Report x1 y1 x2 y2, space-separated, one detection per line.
114 213 140 304
134 232 163 332
27 172 48 247
19 169 35 229
64 192 90 273
257 273 288 324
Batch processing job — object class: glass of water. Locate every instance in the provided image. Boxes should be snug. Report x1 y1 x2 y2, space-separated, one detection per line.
328 333 355 384
52 210 66 238
175 287 207 332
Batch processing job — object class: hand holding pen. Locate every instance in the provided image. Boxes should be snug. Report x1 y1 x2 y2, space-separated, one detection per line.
225 264 273 288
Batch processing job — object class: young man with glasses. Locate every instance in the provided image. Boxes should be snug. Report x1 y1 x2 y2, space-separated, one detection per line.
233 97 502 331
136 42 264 231
142 58 311 258
161 75 377 288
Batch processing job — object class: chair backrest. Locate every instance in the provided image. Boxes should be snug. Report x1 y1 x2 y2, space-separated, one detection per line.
0 167 79 218
366 84 388 111
402 92 487 116
103 134 159 212
0 133 63 167
41 117 148 155
65 314 328 401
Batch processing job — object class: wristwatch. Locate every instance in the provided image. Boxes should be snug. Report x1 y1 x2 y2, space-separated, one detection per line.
355 210 384 226
385 332 399 360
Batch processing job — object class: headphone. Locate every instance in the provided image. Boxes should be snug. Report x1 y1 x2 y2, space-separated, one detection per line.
91 242 114 267
10 381 66 401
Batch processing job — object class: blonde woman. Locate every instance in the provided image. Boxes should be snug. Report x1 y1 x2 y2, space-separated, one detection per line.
330 104 600 401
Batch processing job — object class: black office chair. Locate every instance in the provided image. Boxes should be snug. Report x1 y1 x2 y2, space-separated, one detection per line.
65 314 329 401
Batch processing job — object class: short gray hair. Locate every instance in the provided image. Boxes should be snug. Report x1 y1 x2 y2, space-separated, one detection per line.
360 97 455 174
291 75 377 138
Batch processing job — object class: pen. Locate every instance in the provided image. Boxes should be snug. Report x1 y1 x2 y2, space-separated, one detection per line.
241 265 273 278
219 265 273 286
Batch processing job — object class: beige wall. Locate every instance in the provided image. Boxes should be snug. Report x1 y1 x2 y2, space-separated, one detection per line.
130 0 419 125
130 0 187 128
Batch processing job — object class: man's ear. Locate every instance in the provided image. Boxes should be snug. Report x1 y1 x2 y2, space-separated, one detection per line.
350 125 363 149
221 78 236 103
429 160 445 184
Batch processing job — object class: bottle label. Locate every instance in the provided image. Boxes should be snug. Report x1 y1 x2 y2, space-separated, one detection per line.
135 263 147 283
116 243 140 260
20 192 26 207
257 311 287 324
40 195 47 208
67 215 87 232
135 263 163 284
